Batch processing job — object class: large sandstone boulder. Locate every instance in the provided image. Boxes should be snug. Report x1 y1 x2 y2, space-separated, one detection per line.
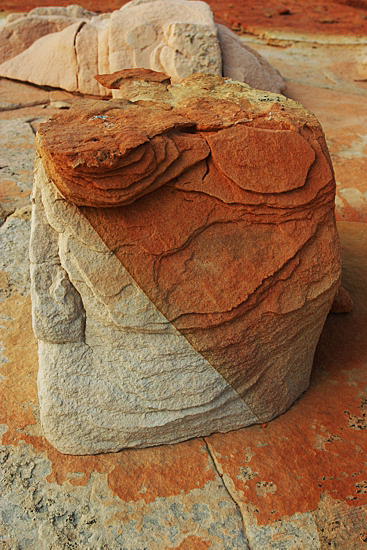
0 1 286 95
31 72 340 455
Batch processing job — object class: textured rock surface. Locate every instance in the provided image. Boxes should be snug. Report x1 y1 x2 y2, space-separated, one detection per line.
217 23 285 94
3 211 365 548
0 118 39 225
0 6 95 64
0 0 286 95
109 0 221 85
243 40 367 222
33 72 341 454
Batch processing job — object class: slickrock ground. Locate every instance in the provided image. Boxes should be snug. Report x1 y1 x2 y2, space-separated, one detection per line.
1 4 367 548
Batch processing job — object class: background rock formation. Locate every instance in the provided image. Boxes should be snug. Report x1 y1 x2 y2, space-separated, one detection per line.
0 0 286 95
32 72 341 454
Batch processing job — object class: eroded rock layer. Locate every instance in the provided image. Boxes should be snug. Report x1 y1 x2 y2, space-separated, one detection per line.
34 73 341 453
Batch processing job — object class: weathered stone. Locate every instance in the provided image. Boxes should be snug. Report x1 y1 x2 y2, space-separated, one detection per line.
32 72 341 454
27 5 95 18
32 156 257 455
217 23 286 94
0 117 38 225
0 14 85 64
0 0 286 96
109 0 221 85
0 23 83 93
0 211 31 302
95 68 172 89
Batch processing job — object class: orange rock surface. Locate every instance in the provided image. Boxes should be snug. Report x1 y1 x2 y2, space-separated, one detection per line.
95 68 172 89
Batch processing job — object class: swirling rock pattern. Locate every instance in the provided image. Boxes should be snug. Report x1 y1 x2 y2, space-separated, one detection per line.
33 73 341 454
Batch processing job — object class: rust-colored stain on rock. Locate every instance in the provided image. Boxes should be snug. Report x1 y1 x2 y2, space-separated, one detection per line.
171 535 212 549
0 295 39 434
107 441 216 504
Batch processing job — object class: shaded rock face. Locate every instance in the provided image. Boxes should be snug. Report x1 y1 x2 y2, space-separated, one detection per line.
32 73 340 454
0 0 286 96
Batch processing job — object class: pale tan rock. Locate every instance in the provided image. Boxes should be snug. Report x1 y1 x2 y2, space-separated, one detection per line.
0 15 82 63
356 54 367 80
0 0 286 96
217 23 286 94
96 16 112 93
49 101 72 109
0 5 95 64
75 23 101 97
28 5 95 18
0 23 83 93
109 0 221 86
5 13 28 23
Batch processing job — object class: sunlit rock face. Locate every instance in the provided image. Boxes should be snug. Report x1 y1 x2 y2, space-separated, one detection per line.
31 72 340 455
0 0 286 96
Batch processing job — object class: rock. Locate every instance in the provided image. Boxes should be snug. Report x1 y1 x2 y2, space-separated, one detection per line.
27 5 95 18
217 23 286 94
0 0 286 96
31 155 257 455
95 68 172 88
0 6 95 64
0 117 38 226
109 0 221 85
95 68 177 103
330 284 354 313
49 101 72 110
0 213 31 302
0 22 84 93
32 72 341 454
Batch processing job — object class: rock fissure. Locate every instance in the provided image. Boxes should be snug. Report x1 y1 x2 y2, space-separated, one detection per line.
73 21 87 94
203 437 251 547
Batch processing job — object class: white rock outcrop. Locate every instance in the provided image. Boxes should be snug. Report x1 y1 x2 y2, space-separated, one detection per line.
0 0 286 95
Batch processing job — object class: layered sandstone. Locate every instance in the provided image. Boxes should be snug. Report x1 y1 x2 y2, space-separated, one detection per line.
32 72 341 454
0 0 286 95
